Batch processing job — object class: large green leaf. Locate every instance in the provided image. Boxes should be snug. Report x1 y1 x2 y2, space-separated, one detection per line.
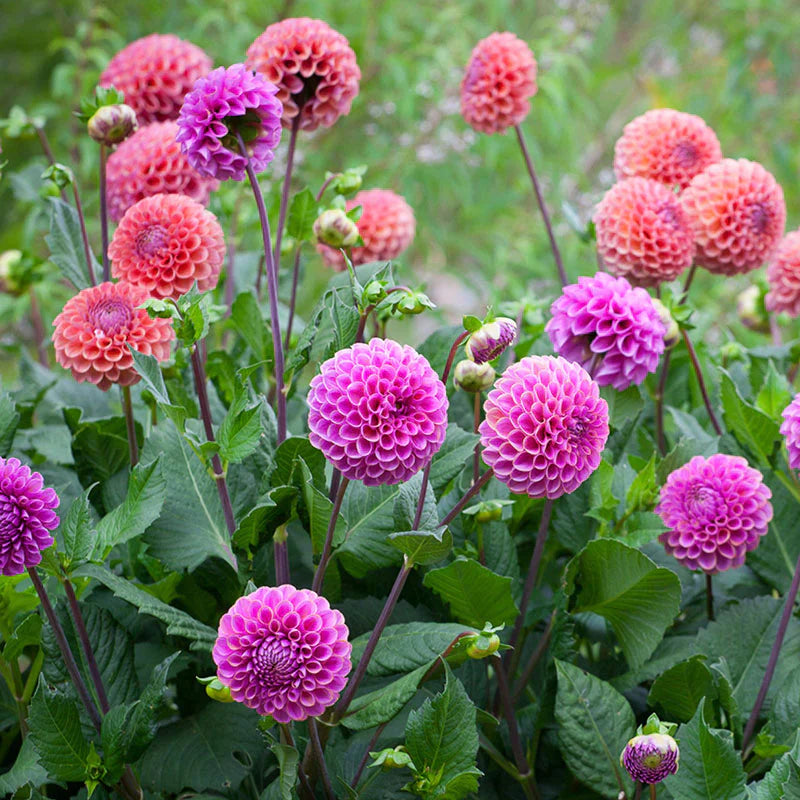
388 528 452 566
45 196 98 290
286 187 318 241
230 291 270 363
648 655 716 722
770 666 800 747
428 424 479 494
58 489 96 570
66 412 133 485
0 390 19 456
269 744 299 800
129 350 187 431
0 736 48 795
217 394 264 464
750 732 800 800
719 370 780 465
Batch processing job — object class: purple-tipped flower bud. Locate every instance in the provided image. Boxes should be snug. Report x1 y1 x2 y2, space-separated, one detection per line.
621 733 679 784
454 359 495 392
87 104 138 146
737 284 770 333
313 209 359 249
465 317 517 363
651 298 680 349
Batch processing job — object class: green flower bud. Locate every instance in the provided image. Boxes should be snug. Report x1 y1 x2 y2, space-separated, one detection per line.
204 678 233 703
650 298 680 349
332 169 364 196
453 359 495 392
391 289 435 316
737 284 770 334
313 208 359 248
0 250 24 295
87 103 138 146
465 632 501 659
370 746 415 770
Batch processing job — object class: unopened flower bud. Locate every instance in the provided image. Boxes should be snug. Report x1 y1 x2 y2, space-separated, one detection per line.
332 169 364 196
620 733 679 784
465 632 501 659
0 250 24 295
737 284 770 333
370 746 415 770
363 280 386 305
391 289 434 316
314 209 359 248
87 104 138 146
720 340 747 365
465 317 517 363
650 298 680 349
204 678 234 703
454 359 495 392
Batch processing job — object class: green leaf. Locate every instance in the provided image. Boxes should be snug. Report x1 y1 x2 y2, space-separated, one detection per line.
45 196 99 290
625 453 657 509
269 744 298 800
388 529 452 566
101 703 134 782
648 655 716 722
218 395 264 464
587 459 617 524
2 613 42 662
601 384 644 430
751 732 800 800
0 736 48 795
0 391 19 456
232 486 297 552
428 424 479 494
296 457 345 556
286 187 318 241
554 660 634 799
668 700 747 800
231 291 270 362
423 557 518 628
66 412 133 484
755 362 792 419
129 350 187 431
770 666 800 747
59 489 96 570
568 540 681 668
719 369 780 465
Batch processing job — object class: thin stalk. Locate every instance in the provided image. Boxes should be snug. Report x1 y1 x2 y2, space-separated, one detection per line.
350 722 387 789
633 784 643 800
312 477 350 593
315 173 338 202
328 467 341 503
473 392 481 484
284 245 302 349
225 189 243 318
680 264 697 302
682 329 723 436
72 182 97 286
34 126 67 203
274 524 290 586
28 287 49 367
355 303 376 343
512 612 555 702
650 784 657 800
442 331 470 384
705 573 715 622
438 469 494 529
121 386 138 467
273 114 301 268
99 144 110 281
308 718 335 800
655 349 672 455
770 315 783 346
9 659 28 737
514 124 567 287
280 724 314 800
412 462 433 531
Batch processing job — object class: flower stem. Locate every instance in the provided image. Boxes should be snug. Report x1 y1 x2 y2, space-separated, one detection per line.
33 125 67 203
438 469 494 529
121 386 138 467
350 722 387 789
654 349 672 456
279 724 315 800
273 114 300 269
28 286 49 368
650 784 657 800
512 611 555 702
514 124 566 287
312 477 350 593
72 182 97 287
355 304 376 343
284 245 303 349
442 330 470 384
99 144 110 282
705 573 715 622
308 718 335 800
682 328 723 436
473 392 481 484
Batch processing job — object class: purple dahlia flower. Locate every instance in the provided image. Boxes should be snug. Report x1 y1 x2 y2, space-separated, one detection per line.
656 454 772 574
213 584 351 722
546 271 666 391
465 317 517 364
177 64 282 181
307 338 449 486
0 457 60 576
780 393 800 469
621 733 679 784
479 355 609 498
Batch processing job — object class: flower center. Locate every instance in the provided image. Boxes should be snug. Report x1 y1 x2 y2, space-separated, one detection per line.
568 418 587 442
686 483 719 517
750 201 770 234
642 752 665 769
135 224 170 257
252 637 296 687
673 140 698 168
291 74 323 111
88 299 133 335
657 202 681 228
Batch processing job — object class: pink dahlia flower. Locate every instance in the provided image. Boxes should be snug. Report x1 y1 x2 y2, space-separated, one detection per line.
594 177 695 286
100 34 212 124
460 32 537 135
177 64 283 182
52 281 174 391
621 734 680 785
681 158 785 275
109 193 226 300
546 272 666 391
307 338 448 486
0 457 59 576
246 17 361 131
614 109 722 190
766 230 800 316
656 454 772 574
780 394 800 469
213 585 351 723
105 122 218 223
480 356 609 498
318 189 415 269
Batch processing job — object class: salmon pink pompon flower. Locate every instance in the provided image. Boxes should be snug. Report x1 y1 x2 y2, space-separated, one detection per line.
109 193 226 300
318 189 415 269
213 585 351 723
766 230 800 316
614 109 722 190
246 17 360 131
546 272 666 391
105 122 218 223
307 338 448 486
780 394 800 469
480 356 609 499
52 281 174 391
460 32 537 134
594 177 695 286
100 34 212 124
177 64 283 182
681 158 786 275
656 454 772 574
0 457 59 576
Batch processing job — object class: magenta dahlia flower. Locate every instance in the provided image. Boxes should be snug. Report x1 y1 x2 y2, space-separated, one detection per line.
780 394 800 469
213 585 351 722
176 64 283 181
621 734 680 784
307 338 448 486
480 356 609 498
0 457 59 576
656 454 772 574
546 272 666 391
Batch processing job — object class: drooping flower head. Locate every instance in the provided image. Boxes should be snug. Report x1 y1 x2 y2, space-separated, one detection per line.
106 122 218 223
0 458 59 576
613 109 722 190
317 189 415 269
87 103 138 147
766 230 800 316
460 32 537 135
307 338 448 486
109 193 226 299
479 356 609 498
780 393 800 469
656 454 772 574
546 272 666 391
594 177 695 286
100 34 212 124
213 585 351 723
621 734 679 785
681 158 786 275
246 17 361 131
177 64 283 182
465 317 517 364
52 281 174 391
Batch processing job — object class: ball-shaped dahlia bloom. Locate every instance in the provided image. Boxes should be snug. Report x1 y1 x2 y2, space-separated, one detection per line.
766 230 800 316
546 272 666 391
656 454 772 574
213 585 351 723
681 158 786 275
614 109 722 190
0 457 59 576
317 189 415 269
105 122 218 223
594 177 695 286
307 338 448 486
621 734 680 785
465 317 518 364
780 394 800 469
246 17 360 131
52 281 174 391
480 356 609 499
109 193 226 299
460 32 537 135
177 64 283 182
100 34 212 124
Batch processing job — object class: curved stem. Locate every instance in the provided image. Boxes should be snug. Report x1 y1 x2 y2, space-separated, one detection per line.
705 573 715 622
121 386 138 467
350 722 387 789
284 245 302 349
680 264 697 302
682 329 723 436
312 477 350 593
308 718 334 800
438 469 494 530
473 392 481 484
273 114 301 269
72 183 97 287
99 145 110 282
442 331 470 385
355 304 376 344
